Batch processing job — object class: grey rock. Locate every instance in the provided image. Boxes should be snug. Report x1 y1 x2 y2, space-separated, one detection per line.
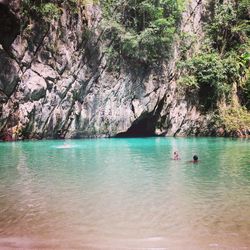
0 0 216 139
31 63 58 80
0 49 19 96
19 70 46 101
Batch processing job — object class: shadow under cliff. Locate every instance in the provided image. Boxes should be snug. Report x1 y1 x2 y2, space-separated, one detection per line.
116 95 166 137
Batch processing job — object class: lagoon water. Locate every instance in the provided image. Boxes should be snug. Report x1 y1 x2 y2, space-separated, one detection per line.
0 138 249 249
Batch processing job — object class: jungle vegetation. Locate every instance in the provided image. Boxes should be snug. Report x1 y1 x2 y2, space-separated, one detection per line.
178 0 250 132
20 0 250 133
101 0 184 64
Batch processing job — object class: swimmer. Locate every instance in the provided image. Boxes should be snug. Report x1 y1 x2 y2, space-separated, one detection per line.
173 151 180 160
57 143 72 149
192 155 199 163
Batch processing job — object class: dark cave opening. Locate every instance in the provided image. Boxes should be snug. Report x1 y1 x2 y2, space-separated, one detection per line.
116 96 166 138
116 115 157 137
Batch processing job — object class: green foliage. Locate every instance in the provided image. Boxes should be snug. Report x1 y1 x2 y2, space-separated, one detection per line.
241 70 250 109
179 0 250 111
40 3 61 20
178 53 232 109
102 0 184 64
206 1 250 54
68 0 99 13
178 75 198 88
214 106 250 133
21 0 61 22
178 32 197 60
21 0 100 22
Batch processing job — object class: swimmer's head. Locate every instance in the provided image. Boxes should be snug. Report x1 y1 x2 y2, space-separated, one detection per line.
193 155 198 161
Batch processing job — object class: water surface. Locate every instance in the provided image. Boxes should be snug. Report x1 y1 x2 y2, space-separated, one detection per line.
0 138 249 249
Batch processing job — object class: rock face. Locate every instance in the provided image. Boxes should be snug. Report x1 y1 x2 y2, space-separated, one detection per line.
0 3 20 49
0 49 20 96
0 0 212 140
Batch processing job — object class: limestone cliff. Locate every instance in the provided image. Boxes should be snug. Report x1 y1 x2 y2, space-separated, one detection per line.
0 0 233 140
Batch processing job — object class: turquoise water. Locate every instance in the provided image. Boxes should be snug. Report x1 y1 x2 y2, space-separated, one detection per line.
0 138 249 249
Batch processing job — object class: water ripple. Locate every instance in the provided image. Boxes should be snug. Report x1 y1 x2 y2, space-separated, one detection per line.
0 138 249 248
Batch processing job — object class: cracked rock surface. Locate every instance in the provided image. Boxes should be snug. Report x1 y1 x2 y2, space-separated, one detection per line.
0 0 211 140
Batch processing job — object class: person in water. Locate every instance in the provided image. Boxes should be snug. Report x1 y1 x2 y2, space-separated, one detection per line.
192 155 199 163
173 151 180 160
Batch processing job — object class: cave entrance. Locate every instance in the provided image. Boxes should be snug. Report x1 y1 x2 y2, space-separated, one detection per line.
116 96 165 138
116 114 157 137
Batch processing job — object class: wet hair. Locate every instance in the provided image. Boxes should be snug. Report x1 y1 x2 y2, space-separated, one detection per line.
193 155 198 161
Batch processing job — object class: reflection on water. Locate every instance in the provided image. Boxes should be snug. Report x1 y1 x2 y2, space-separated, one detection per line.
0 138 249 249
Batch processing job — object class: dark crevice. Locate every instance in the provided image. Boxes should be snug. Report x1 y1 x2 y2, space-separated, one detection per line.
131 101 135 116
116 95 166 137
143 87 160 98
0 3 20 49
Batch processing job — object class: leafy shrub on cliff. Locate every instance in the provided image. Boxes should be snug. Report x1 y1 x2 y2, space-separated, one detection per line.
21 0 99 22
178 32 197 60
102 0 184 64
213 106 250 135
178 53 231 109
206 1 250 55
178 0 250 111
40 3 61 19
241 69 250 109
179 51 250 109
21 0 61 21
